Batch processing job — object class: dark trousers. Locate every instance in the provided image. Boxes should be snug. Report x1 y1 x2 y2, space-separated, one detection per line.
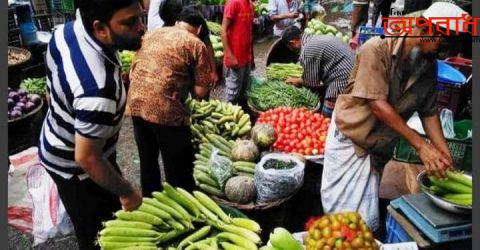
132 116 195 196
45 159 121 250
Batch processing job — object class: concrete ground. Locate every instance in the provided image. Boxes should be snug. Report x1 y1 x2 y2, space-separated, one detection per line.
8 9 352 249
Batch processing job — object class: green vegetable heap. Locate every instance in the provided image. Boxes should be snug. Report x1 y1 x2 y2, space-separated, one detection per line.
97 182 263 250
428 170 472 206
187 98 252 144
20 77 47 96
210 35 224 60
304 19 350 44
266 63 303 82
120 50 135 73
263 159 296 170
207 21 222 35
247 81 319 111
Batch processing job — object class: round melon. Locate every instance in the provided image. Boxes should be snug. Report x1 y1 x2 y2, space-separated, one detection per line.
225 176 256 204
251 124 277 148
231 140 259 162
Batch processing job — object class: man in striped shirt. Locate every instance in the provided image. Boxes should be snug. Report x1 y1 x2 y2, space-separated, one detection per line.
281 25 354 117
39 1 145 248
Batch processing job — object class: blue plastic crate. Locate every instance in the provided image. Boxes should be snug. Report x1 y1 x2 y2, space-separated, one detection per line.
358 26 384 48
385 212 413 243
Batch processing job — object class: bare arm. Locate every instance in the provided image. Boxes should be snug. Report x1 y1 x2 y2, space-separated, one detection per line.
270 13 297 22
422 115 454 167
75 133 141 210
221 17 238 68
368 99 451 177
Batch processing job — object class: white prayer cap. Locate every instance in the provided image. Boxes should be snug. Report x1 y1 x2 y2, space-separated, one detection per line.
422 2 470 33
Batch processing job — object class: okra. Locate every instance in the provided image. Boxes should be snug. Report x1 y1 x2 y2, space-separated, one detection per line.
216 232 258 250
194 171 219 188
138 203 173 220
199 184 225 198
164 183 201 217
234 166 255 174
98 236 158 243
447 171 472 187
220 242 249 250
98 241 156 250
114 210 164 225
177 188 219 222
231 218 261 234
216 224 261 244
429 176 472 194
177 226 212 249
103 220 154 230
193 191 231 223
99 227 161 237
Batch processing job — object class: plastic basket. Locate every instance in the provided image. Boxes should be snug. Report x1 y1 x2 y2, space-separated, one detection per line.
385 212 413 243
444 57 472 77
61 0 75 13
393 120 472 171
358 26 384 48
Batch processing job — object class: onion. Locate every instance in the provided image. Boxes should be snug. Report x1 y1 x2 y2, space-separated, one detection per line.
8 98 14 109
25 102 36 112
11 110 22 119
29 94 42 105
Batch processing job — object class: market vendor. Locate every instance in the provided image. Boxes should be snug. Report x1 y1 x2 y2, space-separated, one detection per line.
38 0 145 249
268 0 303 37
281 25 354 117
321 2 467 234
126 8 215 196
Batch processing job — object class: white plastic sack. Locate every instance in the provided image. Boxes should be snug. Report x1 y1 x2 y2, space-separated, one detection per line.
27 164 74 246
254 153 305 203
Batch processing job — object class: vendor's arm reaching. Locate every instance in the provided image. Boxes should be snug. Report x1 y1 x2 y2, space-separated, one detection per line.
75 134 142 211
422 115 454 167
368 99 453 177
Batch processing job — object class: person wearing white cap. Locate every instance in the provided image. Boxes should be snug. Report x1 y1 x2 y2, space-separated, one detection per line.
321 1 468 234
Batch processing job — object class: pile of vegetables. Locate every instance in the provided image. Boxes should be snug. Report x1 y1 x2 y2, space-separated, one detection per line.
97 182 263 249
193 123 277 204
266 63 303 81
207 21 222 35
304 212 379 250
19 77 47 96
428 171 472 206
187 98 252 144
193 136 259 202
120 50 135 73
262 159 296 170
247 81 319 111
210 35 224 60
254 1 268 16
256 107 330 156
261 227 303 250
8 88 42 121
304 19 350 44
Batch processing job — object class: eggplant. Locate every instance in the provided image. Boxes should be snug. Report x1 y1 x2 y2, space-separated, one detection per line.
8 91 19 102
11 110 22 119
8 98 14 109
29 94 42 105
25 101 36 112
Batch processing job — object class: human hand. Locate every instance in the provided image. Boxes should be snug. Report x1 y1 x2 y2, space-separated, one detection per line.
120 188 142 211
417 142 454 178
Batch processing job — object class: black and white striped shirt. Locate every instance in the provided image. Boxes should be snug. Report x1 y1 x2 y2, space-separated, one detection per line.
39 12 126 180
299 33 355 99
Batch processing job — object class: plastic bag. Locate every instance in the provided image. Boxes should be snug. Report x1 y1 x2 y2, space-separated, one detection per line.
27 164 74 246
439 109 455 139
208 148 234 188
254 153 305 203
406 109 455 139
